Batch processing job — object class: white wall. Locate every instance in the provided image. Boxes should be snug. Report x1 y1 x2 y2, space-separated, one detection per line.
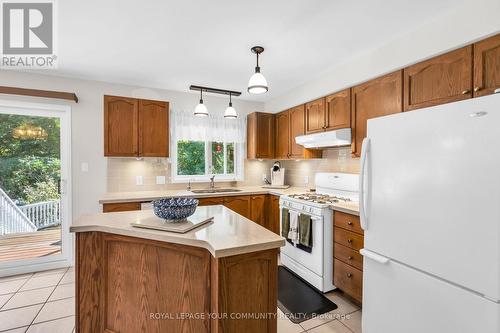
265 0 500 112
0 71 264 218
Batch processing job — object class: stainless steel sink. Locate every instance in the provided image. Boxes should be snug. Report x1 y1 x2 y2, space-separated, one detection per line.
190 188 243 194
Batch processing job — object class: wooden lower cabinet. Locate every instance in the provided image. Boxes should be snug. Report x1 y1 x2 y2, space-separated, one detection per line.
223 196 251 219
198 197 225 206
333 211 364 304
76 232 278 333
250 195 266 226
267 195 280 235
102 202 141 213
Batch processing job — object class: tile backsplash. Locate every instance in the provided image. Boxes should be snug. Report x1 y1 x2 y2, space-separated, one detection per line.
106 147 359 192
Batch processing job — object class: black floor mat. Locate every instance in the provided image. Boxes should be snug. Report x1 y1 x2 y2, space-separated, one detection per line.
278 266 337 324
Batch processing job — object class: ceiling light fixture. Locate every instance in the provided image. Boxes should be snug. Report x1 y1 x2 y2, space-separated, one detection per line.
194 89 208 116
248 46 268 94
224 93 237 119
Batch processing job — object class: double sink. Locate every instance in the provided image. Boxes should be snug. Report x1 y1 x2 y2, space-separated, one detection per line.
190 188 243 194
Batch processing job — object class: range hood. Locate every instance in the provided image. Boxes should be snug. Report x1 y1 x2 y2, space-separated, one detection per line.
295 128 351 148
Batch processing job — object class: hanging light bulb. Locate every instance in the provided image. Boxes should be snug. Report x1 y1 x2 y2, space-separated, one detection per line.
248 46 268 94
194 89 208 116
224 93 237 119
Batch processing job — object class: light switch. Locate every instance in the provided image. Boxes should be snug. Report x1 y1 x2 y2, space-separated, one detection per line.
156 176 166 185
81 162 89 172
136 175 144 186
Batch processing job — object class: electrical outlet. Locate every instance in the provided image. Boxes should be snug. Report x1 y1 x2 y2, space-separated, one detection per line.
156 176 166 185
135 175 144 186
304 176 309 184
262 174 267 182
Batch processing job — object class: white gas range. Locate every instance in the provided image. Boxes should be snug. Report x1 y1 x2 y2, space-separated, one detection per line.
280 172 359 292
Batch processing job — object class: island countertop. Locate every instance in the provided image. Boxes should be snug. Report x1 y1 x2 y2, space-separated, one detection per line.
70 205 285 258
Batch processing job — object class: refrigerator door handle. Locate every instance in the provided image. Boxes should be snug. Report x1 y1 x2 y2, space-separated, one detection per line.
359 138 370 230
360 248 390 264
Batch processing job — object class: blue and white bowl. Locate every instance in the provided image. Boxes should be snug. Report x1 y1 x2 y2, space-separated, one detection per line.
152 197 198 221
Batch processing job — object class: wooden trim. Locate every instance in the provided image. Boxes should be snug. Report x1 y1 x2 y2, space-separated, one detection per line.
0 86 78 102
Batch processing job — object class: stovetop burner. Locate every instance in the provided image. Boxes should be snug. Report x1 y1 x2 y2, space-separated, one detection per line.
287 193 352 204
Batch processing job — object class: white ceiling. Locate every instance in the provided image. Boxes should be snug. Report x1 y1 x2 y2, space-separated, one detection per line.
50 0 462 101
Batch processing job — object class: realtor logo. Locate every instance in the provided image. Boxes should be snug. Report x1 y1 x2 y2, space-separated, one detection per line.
1 0 57 68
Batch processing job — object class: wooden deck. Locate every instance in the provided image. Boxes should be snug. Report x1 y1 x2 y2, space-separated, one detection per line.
0 228 61 263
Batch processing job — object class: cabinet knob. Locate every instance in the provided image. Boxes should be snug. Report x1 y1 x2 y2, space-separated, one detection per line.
347 239 353 244
461 89 470 95
348 256 353 260
347 221 353 225
495 88 500 94
347 273 353 278
474 86 482 92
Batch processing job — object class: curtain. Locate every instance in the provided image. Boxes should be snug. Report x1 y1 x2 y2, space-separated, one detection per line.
170 109 246 143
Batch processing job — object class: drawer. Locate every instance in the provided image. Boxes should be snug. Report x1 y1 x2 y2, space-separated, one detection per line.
334 227 364 251
334 259 363 303
334 211 363 234
198 197 224 206
334 243 363 271
102 202 141 213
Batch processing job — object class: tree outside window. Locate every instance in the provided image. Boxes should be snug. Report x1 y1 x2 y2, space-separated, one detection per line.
176 140 236 177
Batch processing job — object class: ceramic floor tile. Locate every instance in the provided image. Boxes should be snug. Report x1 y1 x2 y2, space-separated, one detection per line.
0 304 43 331
277 309 306 333
308 319 353 333
0 293 14 308
300 291 360 331
26 315 75 333
66 267 74 273
33 297 75 323
48 283 74 301
0 279 26 295
58 271 75 285
33 268 68 277
2 327 28 333
0 273 33 283
340 310 362 333
3 287 55 310
19 274 64 292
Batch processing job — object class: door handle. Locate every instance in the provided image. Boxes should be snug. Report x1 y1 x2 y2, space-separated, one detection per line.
360 249 390 264
359 138 370 230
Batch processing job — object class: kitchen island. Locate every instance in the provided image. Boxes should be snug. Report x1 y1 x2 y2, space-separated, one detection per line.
70 205 285 333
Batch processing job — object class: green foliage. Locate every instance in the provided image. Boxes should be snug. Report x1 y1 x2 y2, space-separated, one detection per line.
227 143 235 174
0 114 61 203
211 142 224 174
177 140 205 175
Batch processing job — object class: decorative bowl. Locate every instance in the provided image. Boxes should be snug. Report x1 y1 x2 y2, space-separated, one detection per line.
152 197 198 221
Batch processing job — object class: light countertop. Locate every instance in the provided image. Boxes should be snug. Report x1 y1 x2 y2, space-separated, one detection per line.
99 185 360 215
70 205 285 258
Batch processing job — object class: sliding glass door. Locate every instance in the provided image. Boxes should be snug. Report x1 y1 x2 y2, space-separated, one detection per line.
0 100 72 276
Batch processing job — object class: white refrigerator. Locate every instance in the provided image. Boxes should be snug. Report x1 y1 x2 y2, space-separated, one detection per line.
359 93 500 333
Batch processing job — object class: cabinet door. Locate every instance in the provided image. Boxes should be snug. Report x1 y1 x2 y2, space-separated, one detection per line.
288 105 306 159
198 197 224 206
138 99 169 157
404 46 472 111
305 98 326 134
250 195 266 226
224 196 250 219
267 195 280 234
325 89 351 130
352 71 403 156
473 34 500 97
104 96 138 156
247 113 275 159
275 111 290 159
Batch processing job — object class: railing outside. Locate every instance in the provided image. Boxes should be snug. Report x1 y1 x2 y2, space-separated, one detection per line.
0 187 37 236
20 200 61 229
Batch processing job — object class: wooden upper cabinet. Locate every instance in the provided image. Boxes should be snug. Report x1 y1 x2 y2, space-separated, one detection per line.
404 46 472 111
104 95 169 157
247 112 275 159
473 34 500 97
104 96 139 157
275 111 290 159
138 99 169 157
305 98 326 134
325 89 351 130
352 71 403 156
289 105 306 159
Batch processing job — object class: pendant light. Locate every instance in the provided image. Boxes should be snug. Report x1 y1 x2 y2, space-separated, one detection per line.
248 46 268 94
194 89 208 116
224 93 237 119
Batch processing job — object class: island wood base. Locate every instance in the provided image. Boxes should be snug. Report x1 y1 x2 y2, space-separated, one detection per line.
76 232 278 333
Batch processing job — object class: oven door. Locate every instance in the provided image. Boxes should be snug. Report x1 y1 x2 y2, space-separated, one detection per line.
280 207 324 277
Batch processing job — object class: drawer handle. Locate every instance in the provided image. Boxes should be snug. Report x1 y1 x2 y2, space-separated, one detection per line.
348 256 353 260
347 221 353 225
347 273 353 278
347 239 353 244
474 86 482 92
461 89 470 95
